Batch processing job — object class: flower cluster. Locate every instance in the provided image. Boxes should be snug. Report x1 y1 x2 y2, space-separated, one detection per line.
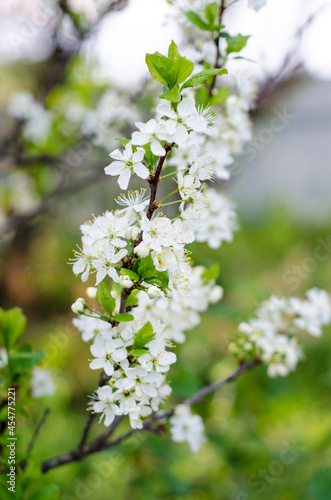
74 317 175 429
230 288 331 377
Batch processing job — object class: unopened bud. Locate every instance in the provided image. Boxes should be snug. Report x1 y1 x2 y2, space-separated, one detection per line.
119 275 133 289
71 298 86 314
86 287 97 299
135 242 149 258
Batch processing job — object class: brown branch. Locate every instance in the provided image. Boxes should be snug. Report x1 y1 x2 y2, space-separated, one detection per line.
40 358 261 473
134 143 173 247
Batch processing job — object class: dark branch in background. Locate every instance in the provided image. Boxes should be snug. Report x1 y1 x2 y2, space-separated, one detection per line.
257 8 325 105
26 408 50 458
40 358 261 473
0 167 105 241
209 0 226 95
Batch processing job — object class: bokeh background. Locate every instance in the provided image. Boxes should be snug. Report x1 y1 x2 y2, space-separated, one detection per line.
1 0 331 498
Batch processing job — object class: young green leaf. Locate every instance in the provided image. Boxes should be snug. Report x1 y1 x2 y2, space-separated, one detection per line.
186 11 210 31
226 34 250 54
205 2 218 25
116 137 130 147
160 86 181 103
96 282 116 316
134 254 156 280
181 68 228 90
133 321 155 350
0 307 27 351
146 52 172 86
120 269 140 282
113 313 134 322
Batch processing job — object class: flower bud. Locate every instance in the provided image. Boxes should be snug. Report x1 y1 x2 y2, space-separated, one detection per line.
135 242 149 258
208 285 223 304
86 287 97 299
147 285 161 299
71 298 86 314
119 275 133 289
125 227 139 240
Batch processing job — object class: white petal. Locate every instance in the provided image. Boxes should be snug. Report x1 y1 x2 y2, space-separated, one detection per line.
104 161 124 176
118 169 131 189
151 140 166 157
133 163 149 179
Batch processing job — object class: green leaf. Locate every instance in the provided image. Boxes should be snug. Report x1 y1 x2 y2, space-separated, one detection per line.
146 52 172 87
120 269 140 281
210 86 231 105
186 11 210 31
133 321 155 350
181 68 228 90
116 137 130 147
9 344 45 377
202 264 220 281
160 86 181 103
96 283 116 316
146 41 193 90
27 484 61 500
0 307 27 351
113 313 134 322
226 34 250 54
134 255 156 280
205 2 218 25
129 349 148 357
144 271 169 289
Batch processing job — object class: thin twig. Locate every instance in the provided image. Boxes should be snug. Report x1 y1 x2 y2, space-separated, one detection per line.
26 408 50 457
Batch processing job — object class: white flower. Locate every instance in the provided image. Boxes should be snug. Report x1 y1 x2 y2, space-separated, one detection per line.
90 338 127 376
140 215 173 252
105 143 148 189
177 171 200 199
195 189 238 249
131 119 172 156
169 405 205 452
116 189 149 219
73 315 113 342
139 339 176 372
72 244 94 282
248 0 267 12
290 288 331 337
189 150 215 182
31 368 55 398
71 297 86 314
91 385 122 426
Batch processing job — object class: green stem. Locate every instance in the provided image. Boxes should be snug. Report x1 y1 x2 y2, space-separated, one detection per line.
159 189 179 204
160 199 182 207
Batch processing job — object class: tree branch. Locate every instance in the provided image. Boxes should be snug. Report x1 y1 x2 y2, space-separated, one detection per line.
40 358 261 473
